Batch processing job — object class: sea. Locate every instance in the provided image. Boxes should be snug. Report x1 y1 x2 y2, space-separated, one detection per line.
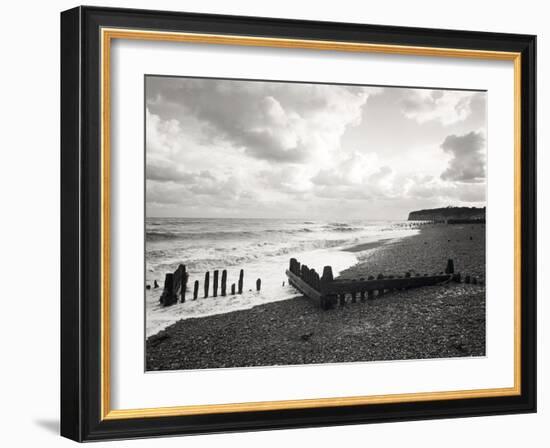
145 218 419 337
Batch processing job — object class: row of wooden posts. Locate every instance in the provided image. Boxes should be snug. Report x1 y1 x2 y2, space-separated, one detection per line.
158 264 262 307
286 257 482 310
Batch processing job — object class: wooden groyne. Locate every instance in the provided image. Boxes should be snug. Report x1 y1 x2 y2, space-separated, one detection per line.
286 257 476 310
156 264 262 307
152 258 481 310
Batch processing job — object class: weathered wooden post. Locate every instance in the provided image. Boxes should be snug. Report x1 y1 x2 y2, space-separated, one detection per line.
367 275 375 300
256 278 261 291
351 280 357 303
159 273 175 306
322 266 333 282
213 270 219 297
445 259 454 274
388 274 395 291
174 264 187 303
303 266 309 284
339 293 346 307
403 272 412 290
180 272 189 303
221 270 227 296
231 283 236 295
238 269 244 294
204 272 210 298
153 280 159 289
310 269 318 289
290 258 297 274
193 280 199 300
377 273 385 297
320 266 335 310
183 266 189 301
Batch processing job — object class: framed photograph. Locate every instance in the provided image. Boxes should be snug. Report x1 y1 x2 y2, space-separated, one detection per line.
60 6 536 441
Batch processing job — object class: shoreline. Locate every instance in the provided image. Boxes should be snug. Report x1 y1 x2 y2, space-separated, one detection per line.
145 229 414 337
342 238 394 253
146 223 486 370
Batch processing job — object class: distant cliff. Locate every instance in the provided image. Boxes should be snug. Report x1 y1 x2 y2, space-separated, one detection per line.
408 206 486 223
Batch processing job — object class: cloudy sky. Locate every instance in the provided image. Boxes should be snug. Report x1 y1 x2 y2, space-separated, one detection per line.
146 76 486 220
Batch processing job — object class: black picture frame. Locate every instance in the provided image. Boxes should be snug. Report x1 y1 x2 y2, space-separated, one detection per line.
61 5 536 442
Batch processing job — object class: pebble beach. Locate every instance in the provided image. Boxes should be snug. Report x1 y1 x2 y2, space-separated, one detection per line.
146 224 486 371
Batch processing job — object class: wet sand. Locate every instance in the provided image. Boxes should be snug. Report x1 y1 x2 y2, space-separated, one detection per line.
146 224 486 371
344 238 393 252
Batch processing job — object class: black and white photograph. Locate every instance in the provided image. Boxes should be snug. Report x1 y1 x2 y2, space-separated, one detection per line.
144 75 487 371
51 3 539 443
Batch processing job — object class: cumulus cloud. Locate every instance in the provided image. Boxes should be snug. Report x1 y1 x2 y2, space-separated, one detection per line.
400 90 483 125
146 108 182 160
310 151 380 186
440 131 486 183
405 174 486 203
145 76 487 219
147 77 379 164
146 160 192 183
146 171 253 207
310 152 399 201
